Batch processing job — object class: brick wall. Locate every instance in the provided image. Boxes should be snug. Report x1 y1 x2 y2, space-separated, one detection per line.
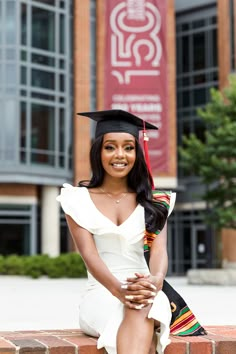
0 327 235 353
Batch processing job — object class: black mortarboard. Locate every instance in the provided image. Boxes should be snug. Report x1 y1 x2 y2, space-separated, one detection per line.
77 109 158 139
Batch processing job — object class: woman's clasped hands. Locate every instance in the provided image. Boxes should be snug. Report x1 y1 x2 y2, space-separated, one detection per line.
119 272 164 310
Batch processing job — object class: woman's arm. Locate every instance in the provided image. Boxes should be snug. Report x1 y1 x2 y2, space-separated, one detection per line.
148 221 168 291
66 214 122 296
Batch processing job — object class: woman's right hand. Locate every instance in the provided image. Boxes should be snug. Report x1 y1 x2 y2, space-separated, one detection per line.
117 276 157 309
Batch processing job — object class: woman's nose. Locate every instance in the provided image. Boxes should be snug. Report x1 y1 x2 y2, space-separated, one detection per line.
116 147 124 157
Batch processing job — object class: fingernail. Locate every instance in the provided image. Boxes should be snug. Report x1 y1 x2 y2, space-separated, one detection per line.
125 295 134 300
151 292 156 296
121 285 128 289
135 304 145 310
150 284 157 290
147 299 154 304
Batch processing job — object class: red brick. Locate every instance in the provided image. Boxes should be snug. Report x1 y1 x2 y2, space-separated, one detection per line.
216 341 236 354
63 336 103 354
36 336 75 354
206 326 236 338
203 333 236 354
9 339 46 354
165 337 187 354
0 338 16 353
181 336 212 354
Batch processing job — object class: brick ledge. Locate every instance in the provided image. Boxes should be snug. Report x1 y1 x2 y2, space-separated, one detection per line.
0 326 235 353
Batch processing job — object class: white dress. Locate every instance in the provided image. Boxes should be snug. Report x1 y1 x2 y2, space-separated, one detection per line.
56 183 176 354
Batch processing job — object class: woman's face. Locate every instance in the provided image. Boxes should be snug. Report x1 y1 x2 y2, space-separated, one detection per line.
101 132 136 179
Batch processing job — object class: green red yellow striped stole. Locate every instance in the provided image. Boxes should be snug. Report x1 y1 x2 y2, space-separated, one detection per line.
144 190 171 252
143 191 207 337
170 305 206 336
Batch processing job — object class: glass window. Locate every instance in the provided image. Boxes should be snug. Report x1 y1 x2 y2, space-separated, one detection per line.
6 1 16 45
182 77 190 86
60 74 65 91
176 6 218 178
0 3 2 45
59 108 65 167
32 7 55 51
60 1 65 9
182 23 190 32
192 19 205 29
0 224 30 255
194 73 206 85
21 66 27 85
6 49 16 60
182 91 190 107
212 29 218 67
6 64 16 85
21 90 27 96
31 53 55 67
33 0 55 5
194 119 206 142
21 50 27 61
60 59 65 69
21 3 27 45
59 108 65 153
60 14 65 54
193 32 205 70
31 69 55 89
31 92 55 101
182 36 189 73
31 104 55 165
194 88 206 106
20 101 27 162
4 100 17 161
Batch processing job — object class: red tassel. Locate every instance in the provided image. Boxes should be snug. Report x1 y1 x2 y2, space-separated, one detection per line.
143 121 154 189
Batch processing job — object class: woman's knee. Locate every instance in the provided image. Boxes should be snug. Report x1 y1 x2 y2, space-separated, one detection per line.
123 305 153 324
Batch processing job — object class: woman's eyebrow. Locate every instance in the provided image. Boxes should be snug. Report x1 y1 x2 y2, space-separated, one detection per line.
103 139 135 143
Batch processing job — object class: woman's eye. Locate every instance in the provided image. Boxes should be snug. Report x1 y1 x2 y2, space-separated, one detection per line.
125 146 135 151
104 145 114 151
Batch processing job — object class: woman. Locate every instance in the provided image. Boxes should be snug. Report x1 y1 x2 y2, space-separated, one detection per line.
57 110 205 354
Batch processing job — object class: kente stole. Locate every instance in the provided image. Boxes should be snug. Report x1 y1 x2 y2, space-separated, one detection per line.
143 190 207 336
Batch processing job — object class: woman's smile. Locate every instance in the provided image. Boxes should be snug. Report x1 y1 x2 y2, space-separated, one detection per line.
111 162 128 169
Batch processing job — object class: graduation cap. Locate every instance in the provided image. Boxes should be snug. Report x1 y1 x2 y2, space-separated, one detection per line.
77 109 158 188
77 109 158 139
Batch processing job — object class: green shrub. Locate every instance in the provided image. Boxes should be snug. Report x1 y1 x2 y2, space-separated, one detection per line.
24 254 50 278
45 253 87 278
2 255 25 275
0 253 87 279
0 255 4 273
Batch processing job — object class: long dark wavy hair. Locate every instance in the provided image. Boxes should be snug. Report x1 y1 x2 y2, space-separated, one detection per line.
79 136 168 232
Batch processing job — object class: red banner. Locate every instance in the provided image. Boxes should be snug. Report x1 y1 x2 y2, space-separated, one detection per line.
104 0 169 175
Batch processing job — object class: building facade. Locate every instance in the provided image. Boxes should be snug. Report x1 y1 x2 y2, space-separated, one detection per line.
0 0 234 274
0 0 73 256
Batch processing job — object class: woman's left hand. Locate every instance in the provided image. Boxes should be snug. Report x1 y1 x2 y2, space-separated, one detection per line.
127 272 164 294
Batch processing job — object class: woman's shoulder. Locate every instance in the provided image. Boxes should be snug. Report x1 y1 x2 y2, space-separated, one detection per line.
56 183 88 202
56 183 97 233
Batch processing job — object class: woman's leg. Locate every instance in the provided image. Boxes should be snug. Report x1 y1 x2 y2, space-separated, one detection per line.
117 306 154 354
148 331 157 354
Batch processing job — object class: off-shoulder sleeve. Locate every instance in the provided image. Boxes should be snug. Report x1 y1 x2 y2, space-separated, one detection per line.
56 183 95 233
152 190 176 217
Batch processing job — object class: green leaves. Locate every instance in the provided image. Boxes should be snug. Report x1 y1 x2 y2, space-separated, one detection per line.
179 75 236 230
0 253 87 278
